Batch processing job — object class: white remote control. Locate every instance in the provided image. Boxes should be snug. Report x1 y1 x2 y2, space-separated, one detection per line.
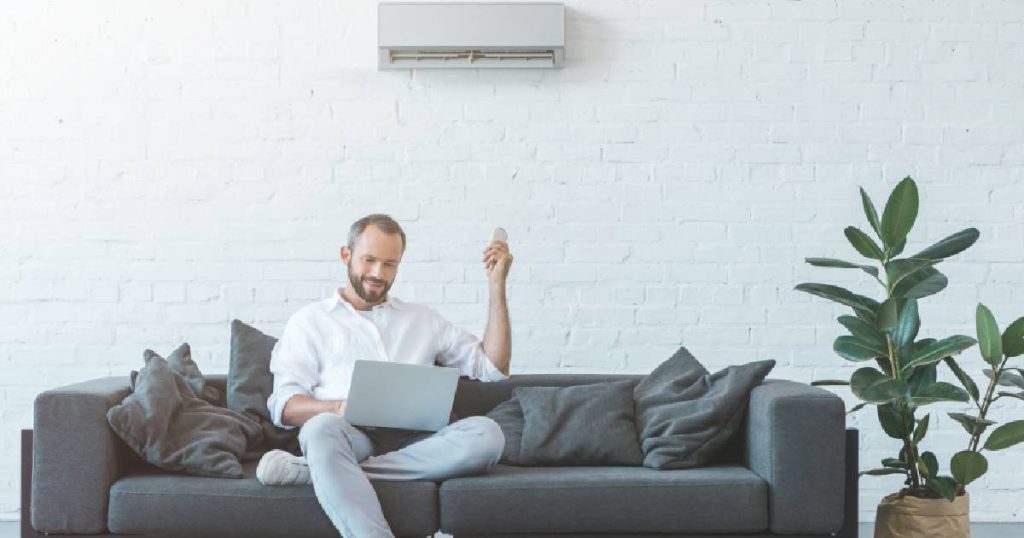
490 227 508 243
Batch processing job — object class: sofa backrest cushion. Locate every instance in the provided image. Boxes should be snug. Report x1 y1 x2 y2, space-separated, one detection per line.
484 394 524 464
474 375 646 467
227 320 300 455
453 374 643 418
634 347 774 469
516 379 644 466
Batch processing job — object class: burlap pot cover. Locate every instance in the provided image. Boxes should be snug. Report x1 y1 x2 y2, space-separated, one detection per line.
874 492 970 538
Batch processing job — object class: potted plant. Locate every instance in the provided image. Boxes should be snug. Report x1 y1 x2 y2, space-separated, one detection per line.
795 177 1024 537
941 303 1024 492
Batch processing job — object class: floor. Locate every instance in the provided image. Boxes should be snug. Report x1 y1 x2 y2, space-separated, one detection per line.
2 522 1022 537
860 522 1020 537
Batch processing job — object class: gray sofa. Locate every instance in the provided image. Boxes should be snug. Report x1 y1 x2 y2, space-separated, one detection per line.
24 374 857 538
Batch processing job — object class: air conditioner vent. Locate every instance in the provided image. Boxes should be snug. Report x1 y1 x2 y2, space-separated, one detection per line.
379 3 565 69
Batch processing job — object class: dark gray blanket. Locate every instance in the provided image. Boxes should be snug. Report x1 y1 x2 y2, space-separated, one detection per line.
107 344 263 478
633 347 775 469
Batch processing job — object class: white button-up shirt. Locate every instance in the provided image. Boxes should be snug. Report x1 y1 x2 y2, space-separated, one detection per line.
267 288 508 429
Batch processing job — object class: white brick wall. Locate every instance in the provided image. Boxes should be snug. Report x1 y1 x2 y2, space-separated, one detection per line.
2 0 1023 523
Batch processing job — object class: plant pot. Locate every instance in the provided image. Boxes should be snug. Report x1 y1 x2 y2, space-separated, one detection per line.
874 492 970 538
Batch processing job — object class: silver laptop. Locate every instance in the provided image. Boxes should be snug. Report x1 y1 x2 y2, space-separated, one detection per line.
344 360 460 432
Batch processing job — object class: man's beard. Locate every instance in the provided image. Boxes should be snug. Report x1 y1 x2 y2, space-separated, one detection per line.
347 266 391 304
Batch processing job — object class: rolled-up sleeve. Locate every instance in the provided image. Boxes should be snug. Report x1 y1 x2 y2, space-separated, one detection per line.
433 309 508 382
267 315 320 430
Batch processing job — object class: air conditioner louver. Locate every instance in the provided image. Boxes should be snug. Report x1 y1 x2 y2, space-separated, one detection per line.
378 2 565 69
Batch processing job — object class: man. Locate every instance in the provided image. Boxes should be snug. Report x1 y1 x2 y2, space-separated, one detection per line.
257 214 513 538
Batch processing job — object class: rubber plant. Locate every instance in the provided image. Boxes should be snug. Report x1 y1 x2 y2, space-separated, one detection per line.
795 176 982 500
945 304 1024 494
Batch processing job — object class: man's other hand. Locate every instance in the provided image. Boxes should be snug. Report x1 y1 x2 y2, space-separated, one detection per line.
282 395 348 428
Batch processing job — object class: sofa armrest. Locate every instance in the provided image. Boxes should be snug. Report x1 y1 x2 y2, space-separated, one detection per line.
32 376 133 534
744 379 846 535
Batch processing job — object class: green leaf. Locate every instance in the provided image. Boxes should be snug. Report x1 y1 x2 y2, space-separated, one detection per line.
880 177 919 248
877 403 908 439
913 338 937 350
996 391 1024 402
902 335 977 374
913 414 930 444
913 228 980 261
847 401 869 414
844 226 885 260
985 368 1024 389
884 455 902 466
891 299 920 351
951 451 987 487
926 475 957 502
860 187 882 238
882 457 908 469
1002 316 1024 358
861 468 908 476
805 257 880 278
852 367 906 404
944 357 980 404
806 257 860 269
885 258 936 292
907 363 937 398
976 304 1003 367
835 336 887 362
856 308 878 326
839 315 886 343
811 380 850 387
890 237 907 258
918 451 939 479
891 266 948 300
1003 370 1024 388
795 283 880 318
983 420 1024 451
910 382 970 406
913 337 937 351
947 412 996 437
905 338 938 369
877 298 900 334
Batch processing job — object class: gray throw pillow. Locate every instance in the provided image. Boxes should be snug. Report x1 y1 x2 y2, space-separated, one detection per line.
107 350 263 478
634 346 775 469
484 395 524 465
516 380 643 466
228 320 299 456
158 342 225 406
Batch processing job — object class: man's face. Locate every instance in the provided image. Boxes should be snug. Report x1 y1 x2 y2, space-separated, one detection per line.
341 225 404 305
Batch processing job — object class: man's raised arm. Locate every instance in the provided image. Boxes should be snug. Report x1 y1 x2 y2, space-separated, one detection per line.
481 239 513 376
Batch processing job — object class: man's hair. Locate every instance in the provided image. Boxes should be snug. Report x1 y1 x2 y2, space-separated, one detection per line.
347 214 407 253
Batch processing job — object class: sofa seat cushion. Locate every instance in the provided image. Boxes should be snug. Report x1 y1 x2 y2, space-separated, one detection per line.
107 462 438 538
439 464 768 535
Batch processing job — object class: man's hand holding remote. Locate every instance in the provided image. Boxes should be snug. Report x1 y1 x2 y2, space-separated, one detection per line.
483 227 513 285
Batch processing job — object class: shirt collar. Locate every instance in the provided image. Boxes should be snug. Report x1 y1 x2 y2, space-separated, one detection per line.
330 287 403 312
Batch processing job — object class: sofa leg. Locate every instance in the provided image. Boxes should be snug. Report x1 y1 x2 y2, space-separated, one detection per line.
22 429 38 538
837 428 859 538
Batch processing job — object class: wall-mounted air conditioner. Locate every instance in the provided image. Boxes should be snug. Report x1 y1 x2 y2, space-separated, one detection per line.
378 2 565 69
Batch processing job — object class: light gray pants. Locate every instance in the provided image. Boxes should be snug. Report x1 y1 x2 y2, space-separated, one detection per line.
298 413 505 538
